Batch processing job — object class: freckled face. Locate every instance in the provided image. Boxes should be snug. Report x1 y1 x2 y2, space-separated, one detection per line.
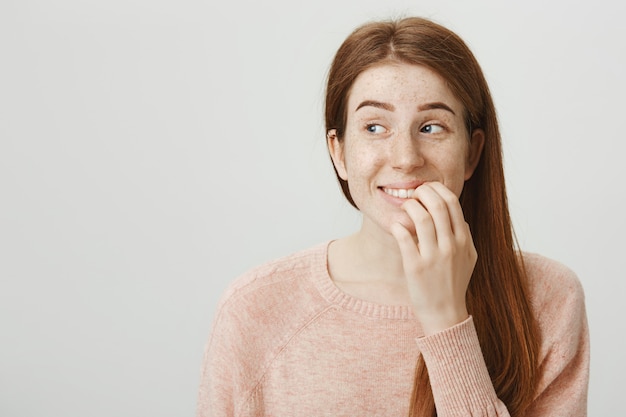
328 63 483 234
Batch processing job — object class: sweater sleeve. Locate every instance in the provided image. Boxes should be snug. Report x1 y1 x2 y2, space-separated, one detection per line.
525 267 589 416
196 298 240 417
416 317 510 417
416 265 590 417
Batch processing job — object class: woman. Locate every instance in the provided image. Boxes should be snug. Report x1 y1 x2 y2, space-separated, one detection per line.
197 17 589 417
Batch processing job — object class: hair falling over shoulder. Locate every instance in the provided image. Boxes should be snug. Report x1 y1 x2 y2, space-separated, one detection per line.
325 17 540 417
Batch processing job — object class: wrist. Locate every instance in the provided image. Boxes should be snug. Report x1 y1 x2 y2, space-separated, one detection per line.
416 308 469 337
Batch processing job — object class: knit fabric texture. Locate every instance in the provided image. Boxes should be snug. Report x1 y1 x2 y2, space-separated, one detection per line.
197 242 589 417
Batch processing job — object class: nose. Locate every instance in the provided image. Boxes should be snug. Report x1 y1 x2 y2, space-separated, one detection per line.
390 130 424 172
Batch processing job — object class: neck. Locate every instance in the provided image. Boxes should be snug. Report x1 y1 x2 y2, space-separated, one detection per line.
343 217 407 283
327 216 413 307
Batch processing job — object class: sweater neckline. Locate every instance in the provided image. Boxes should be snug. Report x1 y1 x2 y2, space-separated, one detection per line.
312 240 417 320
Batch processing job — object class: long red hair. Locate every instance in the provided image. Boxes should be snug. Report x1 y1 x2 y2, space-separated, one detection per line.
324 17 539 417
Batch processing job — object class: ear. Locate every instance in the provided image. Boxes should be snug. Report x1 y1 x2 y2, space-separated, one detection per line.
327 129 348 180
464 128 485 180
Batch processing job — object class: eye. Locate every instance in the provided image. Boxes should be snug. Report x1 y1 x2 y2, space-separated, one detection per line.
366 124 387 134
420 124 444 134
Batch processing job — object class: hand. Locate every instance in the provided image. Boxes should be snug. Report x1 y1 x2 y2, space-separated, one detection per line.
390 182 477 336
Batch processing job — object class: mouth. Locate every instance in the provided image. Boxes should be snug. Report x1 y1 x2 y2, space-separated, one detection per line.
380 186 419 199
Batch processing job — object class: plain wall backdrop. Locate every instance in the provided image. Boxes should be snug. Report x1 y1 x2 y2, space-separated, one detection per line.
1 0 624 415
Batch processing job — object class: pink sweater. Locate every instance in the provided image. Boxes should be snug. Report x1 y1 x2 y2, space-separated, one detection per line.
197 242 589 416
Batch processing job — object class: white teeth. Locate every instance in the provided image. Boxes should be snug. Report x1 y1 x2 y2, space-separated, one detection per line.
383 188 415 198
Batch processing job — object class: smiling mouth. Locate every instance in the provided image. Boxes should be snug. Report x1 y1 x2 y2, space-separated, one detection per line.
381 187 417 199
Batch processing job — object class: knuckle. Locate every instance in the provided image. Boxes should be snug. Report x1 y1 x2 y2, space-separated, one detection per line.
394 228 414 245
431 200 447 213
414 214 432 227
444 193 458 206
438 240 456 255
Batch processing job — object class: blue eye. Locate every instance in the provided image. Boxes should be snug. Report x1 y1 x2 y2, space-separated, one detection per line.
421 124 444 134
366 124 386 134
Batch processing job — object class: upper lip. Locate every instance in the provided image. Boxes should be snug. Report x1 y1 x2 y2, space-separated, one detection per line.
379 181 425 190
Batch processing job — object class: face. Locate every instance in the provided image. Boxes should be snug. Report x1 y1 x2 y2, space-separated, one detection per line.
328 62 484 234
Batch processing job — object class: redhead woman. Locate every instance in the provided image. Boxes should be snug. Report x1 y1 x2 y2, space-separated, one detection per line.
197 17 589 417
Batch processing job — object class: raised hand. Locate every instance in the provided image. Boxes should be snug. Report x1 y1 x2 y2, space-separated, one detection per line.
390 181 477 336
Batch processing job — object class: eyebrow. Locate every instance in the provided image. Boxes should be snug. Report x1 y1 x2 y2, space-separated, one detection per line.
355 100 456 115
418 102 456 115
355 100 395 112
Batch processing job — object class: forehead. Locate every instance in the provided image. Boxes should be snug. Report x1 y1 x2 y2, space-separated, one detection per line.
347 62 464 113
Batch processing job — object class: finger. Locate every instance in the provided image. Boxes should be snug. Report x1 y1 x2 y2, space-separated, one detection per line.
412 183 454 248
390 222 421 268
427 182 476 256
401 198 437 253
426 182 467 236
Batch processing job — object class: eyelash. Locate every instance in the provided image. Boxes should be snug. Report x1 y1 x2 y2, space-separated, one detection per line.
364 123 446 135
420 124 445 134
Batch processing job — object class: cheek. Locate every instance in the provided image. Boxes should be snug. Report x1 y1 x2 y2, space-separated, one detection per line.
438 150 470 197
447 179 465 198
343 142 380 179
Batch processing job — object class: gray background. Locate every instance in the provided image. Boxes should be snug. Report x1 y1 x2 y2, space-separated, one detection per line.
1 0 623 415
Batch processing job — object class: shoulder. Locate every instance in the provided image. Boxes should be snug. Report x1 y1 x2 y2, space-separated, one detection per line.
521 252 588 364
212 242 332 339
200 243 333 410
521 252 585 312
219 242 328 308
